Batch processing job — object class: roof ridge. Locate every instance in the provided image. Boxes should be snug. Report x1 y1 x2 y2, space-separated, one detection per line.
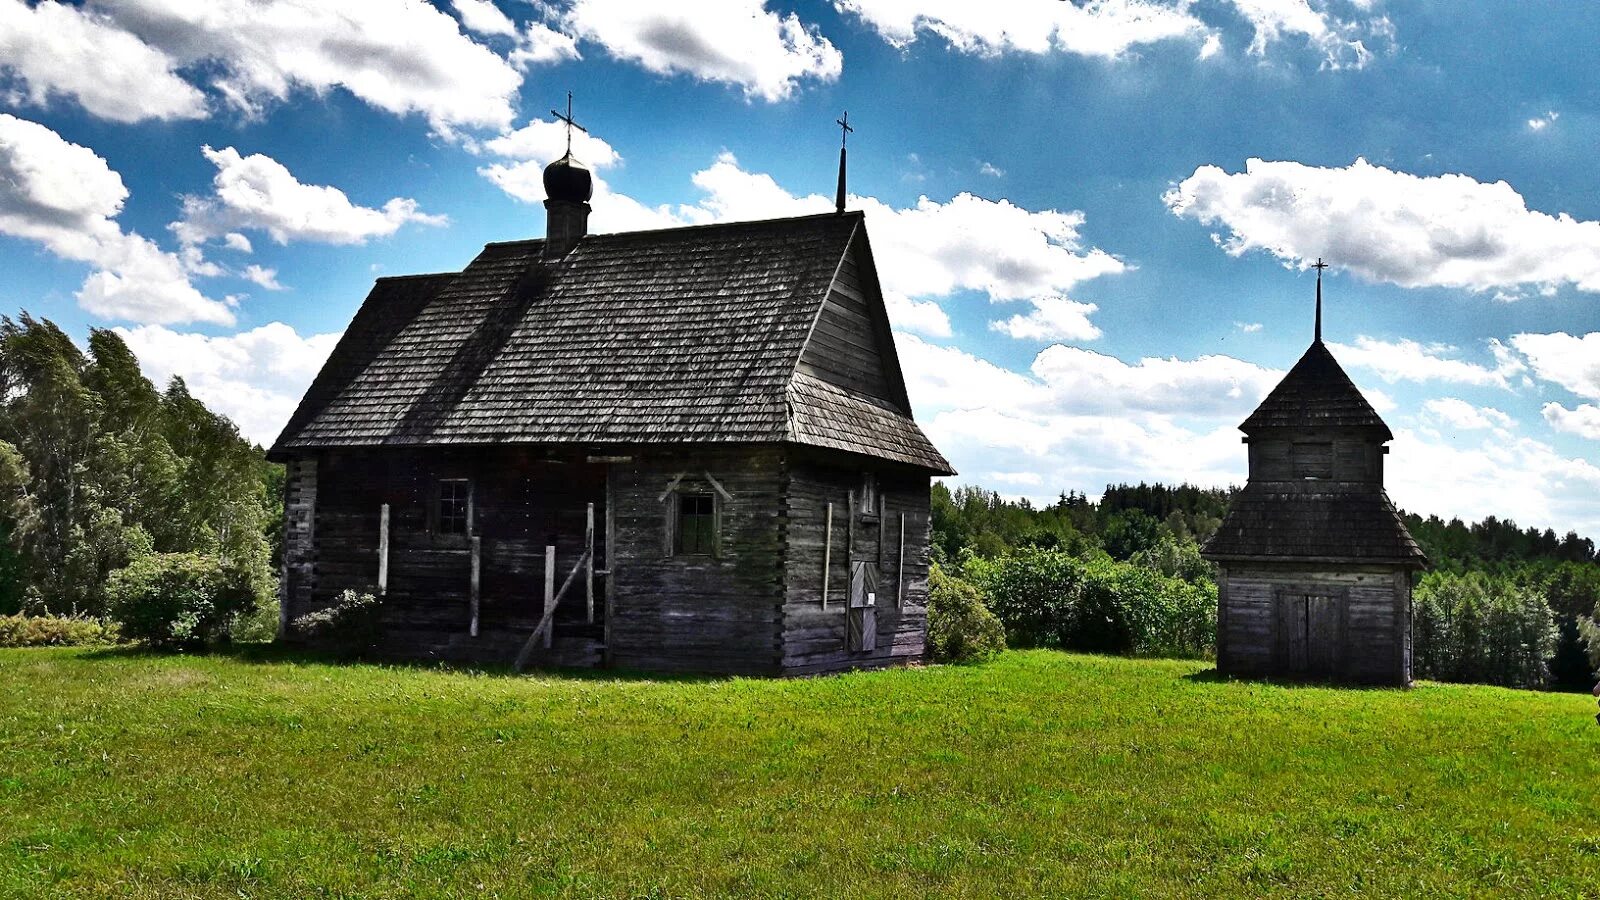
482 210 864 248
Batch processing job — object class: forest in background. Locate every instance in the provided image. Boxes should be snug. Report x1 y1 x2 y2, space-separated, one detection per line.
0 315 279 641
0 312 1595 688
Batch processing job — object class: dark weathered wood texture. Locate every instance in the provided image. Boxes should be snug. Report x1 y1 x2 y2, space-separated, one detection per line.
780 454 929 675
607 448 786 675
267 213 949 475
1205 335 1423 686
272 211 946 675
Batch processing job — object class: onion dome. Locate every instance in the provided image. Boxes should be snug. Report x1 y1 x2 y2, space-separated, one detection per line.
543 152 593 203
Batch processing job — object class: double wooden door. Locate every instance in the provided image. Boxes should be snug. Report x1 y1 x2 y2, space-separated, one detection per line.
1279 592 1341 676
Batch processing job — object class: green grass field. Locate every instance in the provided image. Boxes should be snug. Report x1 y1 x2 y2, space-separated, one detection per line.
1 648 1596 898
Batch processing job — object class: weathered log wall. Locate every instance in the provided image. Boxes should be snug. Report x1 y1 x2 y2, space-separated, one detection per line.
278 457 318 638
1217 563 1410 685
285 447 605 660
779 453 929 675
606 448 787 675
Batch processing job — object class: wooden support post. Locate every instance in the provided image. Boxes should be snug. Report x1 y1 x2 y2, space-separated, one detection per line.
469 535 481 637
377 503 390 596
585 502 596 624
897 512 906 609
544 544 556 649
877 496 886 567
847 490 855 557
822 502 833 609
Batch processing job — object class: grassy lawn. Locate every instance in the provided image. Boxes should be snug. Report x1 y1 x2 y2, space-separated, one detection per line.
0 648 1596 898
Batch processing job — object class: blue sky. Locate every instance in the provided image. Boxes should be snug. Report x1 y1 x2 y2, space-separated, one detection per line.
2 0 1598 535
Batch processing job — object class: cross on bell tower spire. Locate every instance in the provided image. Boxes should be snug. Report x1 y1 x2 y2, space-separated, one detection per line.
1312 257 1329 343
551 91 588 157
834 111 853 214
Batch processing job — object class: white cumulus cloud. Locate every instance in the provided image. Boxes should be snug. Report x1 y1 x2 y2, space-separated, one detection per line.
114 322 342 445
1542 403 1600 441
0 0 206 123
174 146 447 247
1166 157 1600 295
562 0 841 102
0 114 231 325
1421 397 1514 433
991 297 1103 342
66 0 523 135
1509 331 1600 400
1327 336 1525 389
834 0 1205 57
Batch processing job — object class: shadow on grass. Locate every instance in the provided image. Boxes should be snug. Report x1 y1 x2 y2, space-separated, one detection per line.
1181 667 1408 691
75 641 729 685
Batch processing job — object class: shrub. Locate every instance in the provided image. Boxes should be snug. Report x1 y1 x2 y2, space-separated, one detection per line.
291 589 384 657
106 552 257 649
1414 572 1558 689
0 613 120 647
965 548 1216 658
964 548 1084 649
1579 602 1600 681
1079 559 1216 658
926 564 1005 663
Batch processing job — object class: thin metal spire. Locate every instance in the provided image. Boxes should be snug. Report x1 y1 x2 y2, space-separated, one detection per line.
1312 257 1328 343
834 111 853 214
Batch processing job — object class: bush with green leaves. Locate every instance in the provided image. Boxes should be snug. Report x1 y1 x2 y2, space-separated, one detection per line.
926 564 1005 663
965 548 1215 658
291 589 384 656
1578 601 1600 682
106 552 258 649
1413 571 1557 689
963 548 1084 649
0 613 120 647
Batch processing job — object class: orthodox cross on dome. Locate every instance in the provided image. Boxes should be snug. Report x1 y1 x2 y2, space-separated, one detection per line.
834 111 854 214
1312 257 1329 343
551 91 588 157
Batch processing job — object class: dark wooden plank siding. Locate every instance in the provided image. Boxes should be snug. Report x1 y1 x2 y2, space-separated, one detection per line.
779 455 929 675
295 448 605 661
795 239 905 410
1218 564 1407 685
607 448 786 675
278 457 318 635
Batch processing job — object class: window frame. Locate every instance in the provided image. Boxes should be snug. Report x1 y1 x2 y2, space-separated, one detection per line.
672 490 719 557
433 477 474 539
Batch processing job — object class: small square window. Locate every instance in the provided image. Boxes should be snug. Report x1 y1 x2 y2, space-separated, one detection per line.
438 479 471 535
675 492 716 555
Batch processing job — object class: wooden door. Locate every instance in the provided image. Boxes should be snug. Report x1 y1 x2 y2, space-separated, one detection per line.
1279 594 1309 672
1279 592 1340 676
1306 595 1340 675
848 561 878 652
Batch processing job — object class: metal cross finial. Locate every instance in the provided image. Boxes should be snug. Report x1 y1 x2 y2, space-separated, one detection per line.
836 111 853 149
551 91 588 156
1312 258 1329 274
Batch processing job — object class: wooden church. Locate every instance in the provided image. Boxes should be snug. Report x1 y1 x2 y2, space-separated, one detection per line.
268 123 952 675
1202 266 1426 685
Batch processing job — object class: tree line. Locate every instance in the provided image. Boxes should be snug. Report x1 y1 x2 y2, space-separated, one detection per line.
1 311 1596 688
0 315 278 641
929 481 1600 689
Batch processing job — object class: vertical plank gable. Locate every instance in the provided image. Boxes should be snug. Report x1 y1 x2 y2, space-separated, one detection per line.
793 228 913 413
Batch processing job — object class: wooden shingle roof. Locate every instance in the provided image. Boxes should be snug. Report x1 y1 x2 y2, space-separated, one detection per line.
1240 340 1392 439
269 212 952 473
1203 483 1427 566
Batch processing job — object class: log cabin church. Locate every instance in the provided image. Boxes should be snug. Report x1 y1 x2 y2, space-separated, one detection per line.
1202 267 1427 685
267 141 953 675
